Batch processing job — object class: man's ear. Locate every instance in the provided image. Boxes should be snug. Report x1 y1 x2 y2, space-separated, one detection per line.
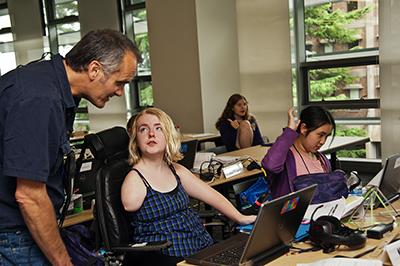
87 60 102 81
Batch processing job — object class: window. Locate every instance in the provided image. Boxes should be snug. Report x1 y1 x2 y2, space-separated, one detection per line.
291 0 380 159
122 0 153 116
42 0 88 132
0 2 16 75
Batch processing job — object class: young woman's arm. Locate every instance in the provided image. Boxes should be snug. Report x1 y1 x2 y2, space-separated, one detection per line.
121 170 147 212
174 163 256 225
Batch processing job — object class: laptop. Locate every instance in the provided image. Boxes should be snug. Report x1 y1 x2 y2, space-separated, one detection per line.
185 185 317 266
178 139 198 170
369 153 400 205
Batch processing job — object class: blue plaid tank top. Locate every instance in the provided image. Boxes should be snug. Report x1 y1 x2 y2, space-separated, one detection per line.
127 166 214 257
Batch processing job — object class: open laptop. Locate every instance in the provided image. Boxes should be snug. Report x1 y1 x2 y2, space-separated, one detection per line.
368 153 400 205
185 185 316 266
178 139 198 170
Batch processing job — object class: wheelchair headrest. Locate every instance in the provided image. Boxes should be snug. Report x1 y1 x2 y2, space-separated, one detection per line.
84 126 129 162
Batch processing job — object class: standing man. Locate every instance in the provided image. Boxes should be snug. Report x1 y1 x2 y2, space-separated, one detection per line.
0 29 141 265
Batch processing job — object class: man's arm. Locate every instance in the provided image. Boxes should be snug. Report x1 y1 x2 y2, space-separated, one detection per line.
15 178 72 266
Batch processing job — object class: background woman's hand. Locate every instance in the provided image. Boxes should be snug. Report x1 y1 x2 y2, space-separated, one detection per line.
287 107 300 130
228 118 240 130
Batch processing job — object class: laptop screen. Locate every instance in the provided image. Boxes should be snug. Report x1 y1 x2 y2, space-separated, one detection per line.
379 153 400 201
177 139 198 170
240 184 316 263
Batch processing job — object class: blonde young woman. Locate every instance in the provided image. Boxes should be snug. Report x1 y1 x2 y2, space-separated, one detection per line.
121 107 256 265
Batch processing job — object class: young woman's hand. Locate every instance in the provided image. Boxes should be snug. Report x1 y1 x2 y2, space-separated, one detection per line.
287 107 300 131
238 214 257 225
228 118 240 130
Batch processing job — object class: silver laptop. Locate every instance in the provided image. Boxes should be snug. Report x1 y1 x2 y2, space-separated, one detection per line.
185 185 316 266
368 153 400 205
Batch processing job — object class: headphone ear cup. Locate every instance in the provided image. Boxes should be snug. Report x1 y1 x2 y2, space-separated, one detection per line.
316 216 341 230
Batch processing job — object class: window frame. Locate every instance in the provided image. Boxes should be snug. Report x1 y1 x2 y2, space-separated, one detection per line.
121 0 152 114
293 0 380 113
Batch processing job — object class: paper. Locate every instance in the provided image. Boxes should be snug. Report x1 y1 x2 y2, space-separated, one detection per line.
342 195 364 217
385 238 400 266
303 198 346 221
214 155 243 164
297 258 382 266
222 161 244 178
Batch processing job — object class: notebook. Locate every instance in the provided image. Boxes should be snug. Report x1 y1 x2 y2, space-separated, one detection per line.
177 139 198 170
370 153 400 205
185 185 317 266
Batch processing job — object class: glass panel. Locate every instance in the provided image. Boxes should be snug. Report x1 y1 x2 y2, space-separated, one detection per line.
304 0 379 58
126 0 145 5
308 64 379 101
0 32 12 42
138 81 153 107
56 22 80 56
0 13 11 28
0 51 16 75
130 9 151 75
55 0 78 19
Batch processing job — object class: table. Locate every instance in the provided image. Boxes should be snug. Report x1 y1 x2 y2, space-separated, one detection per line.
320 136 370 169
63 209 94 228
182 133 222 150
178 201 400 266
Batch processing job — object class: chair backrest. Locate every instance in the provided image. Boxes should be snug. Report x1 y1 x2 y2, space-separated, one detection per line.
84 126 132 250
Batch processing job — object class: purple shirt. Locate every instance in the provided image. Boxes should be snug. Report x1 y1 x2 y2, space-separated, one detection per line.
261 127 330 199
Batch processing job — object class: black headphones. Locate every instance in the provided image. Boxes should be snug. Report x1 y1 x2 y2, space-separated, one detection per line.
309 215 366 253
199 160 223 181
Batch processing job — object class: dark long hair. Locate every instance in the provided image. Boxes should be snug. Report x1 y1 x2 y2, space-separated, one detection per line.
297 106 336 137
215 94 254 130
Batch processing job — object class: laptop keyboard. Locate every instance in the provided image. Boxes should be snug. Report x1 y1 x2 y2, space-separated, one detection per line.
205 245 245 265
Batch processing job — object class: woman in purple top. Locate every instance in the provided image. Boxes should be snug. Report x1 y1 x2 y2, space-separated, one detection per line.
262 106 335 199
216 94 265 152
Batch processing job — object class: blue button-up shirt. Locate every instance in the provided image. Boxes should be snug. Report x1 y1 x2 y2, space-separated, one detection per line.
0 54 78 231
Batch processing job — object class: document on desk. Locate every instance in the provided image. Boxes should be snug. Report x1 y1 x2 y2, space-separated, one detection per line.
303 198 346 221
297 258 382 266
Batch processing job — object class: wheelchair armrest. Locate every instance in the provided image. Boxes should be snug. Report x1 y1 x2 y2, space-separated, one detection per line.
112 240 172 253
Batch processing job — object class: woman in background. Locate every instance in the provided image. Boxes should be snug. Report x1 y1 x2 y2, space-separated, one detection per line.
216 94 265 151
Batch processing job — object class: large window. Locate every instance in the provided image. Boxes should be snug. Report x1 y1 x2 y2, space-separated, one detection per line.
122 0 154 116
292 0 380 159
0 2 16 75
42 0 89 132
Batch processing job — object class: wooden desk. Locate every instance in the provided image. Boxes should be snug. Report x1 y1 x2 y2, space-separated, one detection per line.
205 145 269 188
182 133 222 148
320 136 370 169
179 201 400 266
62 209 94 228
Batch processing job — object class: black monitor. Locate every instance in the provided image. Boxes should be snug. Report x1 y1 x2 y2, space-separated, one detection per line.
177 140 198 170
379 153 400 203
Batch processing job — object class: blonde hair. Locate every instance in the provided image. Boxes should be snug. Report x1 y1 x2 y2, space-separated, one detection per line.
128 107 183 165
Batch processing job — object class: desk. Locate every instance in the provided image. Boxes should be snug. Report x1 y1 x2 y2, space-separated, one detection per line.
63 209 94 228
320 136 370 169
182 133 222 150
205 145 269 188
179 201 400 266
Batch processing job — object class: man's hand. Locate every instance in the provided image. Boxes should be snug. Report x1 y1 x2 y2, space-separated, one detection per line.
15 178 72 266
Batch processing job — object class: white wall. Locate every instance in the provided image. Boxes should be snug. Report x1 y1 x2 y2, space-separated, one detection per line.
196 0 241 133
379 0 400 159
236 0 293 141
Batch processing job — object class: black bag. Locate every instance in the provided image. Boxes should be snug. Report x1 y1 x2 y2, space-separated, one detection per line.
61 224 104 266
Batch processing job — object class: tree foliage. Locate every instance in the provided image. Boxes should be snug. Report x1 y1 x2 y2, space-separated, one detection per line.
305 3 371 100
305 3 371 43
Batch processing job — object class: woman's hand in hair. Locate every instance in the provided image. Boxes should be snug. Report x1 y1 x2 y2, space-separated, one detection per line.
228 118 240 130
287 107 300 131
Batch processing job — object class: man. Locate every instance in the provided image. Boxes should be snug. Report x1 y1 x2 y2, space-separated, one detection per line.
0 29 141 265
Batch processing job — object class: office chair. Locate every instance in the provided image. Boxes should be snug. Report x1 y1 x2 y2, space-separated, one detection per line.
83 126 170 264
